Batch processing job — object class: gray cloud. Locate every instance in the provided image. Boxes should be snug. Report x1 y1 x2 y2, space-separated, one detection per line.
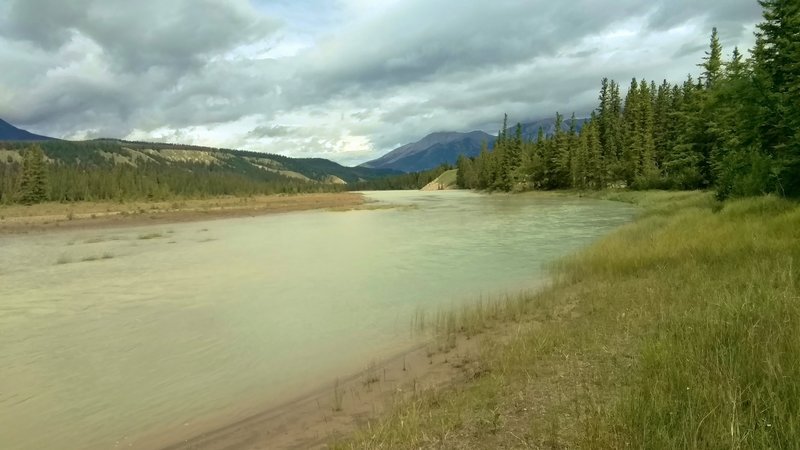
2 0 279 71
0 0 764 164
648 0 762 32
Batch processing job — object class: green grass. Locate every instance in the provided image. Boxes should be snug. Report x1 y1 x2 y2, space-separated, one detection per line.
334 191 800 449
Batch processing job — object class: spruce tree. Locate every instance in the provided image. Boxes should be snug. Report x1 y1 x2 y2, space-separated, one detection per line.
638 79 659 186
597 77 612 153
19 145 48 205
621 78 642 186
549 112 570 189
606 80 624 183
498 123 523 191
653 80 672 168
585 116 603 189
752 0 800 196
528 127 547 188
700 27 724 88
571 118 588 189
664 75 704 188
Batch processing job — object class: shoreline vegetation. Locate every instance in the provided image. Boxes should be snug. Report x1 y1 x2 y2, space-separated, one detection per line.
326 190 800 449
0 192 366 234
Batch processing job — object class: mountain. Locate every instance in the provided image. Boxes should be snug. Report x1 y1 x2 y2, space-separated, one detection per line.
0 119 55 141
360 131 495 173
361 117 589 173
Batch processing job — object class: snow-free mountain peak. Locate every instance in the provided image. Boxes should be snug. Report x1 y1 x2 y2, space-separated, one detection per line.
0 119 55 141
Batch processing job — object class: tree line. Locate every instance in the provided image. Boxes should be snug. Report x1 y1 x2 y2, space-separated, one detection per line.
457 0 799 199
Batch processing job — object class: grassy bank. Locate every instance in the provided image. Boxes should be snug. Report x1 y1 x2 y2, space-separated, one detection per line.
335 191 800 449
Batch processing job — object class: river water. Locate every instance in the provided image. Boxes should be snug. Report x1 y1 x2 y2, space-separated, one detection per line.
0 191 635 449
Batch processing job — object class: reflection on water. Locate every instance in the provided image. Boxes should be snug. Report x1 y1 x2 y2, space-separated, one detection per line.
0 191 635 449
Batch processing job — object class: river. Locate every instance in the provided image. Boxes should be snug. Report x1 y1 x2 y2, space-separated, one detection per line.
0 191 635 449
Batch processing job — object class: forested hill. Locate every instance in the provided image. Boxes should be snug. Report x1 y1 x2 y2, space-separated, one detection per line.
0 138 398 203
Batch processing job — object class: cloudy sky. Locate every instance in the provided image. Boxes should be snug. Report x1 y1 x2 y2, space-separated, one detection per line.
0 0 763 165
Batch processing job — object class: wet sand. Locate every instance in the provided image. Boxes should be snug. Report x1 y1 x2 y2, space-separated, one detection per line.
0 192 365 234
154 336 484 450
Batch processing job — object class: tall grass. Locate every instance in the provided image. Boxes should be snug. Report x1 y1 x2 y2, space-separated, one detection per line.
335 191 800 449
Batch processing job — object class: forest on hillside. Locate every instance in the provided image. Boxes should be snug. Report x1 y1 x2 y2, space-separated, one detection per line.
457 0 799 200
0 140 358 204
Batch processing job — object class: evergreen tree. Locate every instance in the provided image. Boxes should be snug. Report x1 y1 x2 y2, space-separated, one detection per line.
603 80 624 183
700 27 724 88
584 116 603 189
549 113 571 188
637 79 659 186
653 80 672 169
455 155 470 188
565 114 579 186
752 0 800 196
476 141 493 189
526 127 547 188
621 78 642 186
498 113 509 145
571 117 588 189
19 145 48 204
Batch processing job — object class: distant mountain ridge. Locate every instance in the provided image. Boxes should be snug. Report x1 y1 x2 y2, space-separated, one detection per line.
361 117 589 173
0 119 56 141
360 131 495 173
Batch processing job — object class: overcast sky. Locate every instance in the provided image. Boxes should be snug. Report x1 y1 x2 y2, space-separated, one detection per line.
0 0 763 165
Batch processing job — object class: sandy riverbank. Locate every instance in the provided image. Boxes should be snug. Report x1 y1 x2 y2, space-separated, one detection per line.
0 192 365 234
146 333 485 450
